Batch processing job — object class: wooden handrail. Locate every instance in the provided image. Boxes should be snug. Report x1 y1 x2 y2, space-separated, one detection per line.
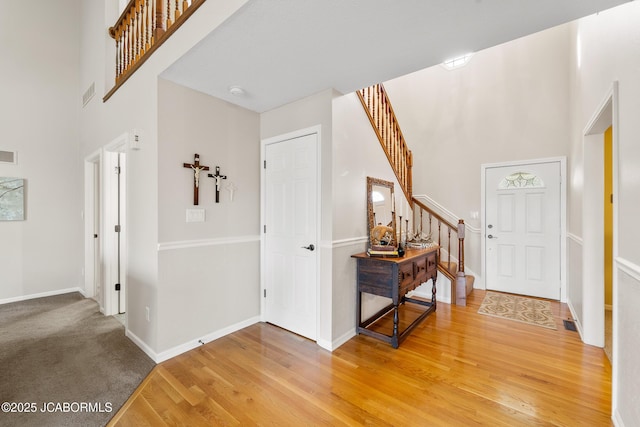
104 0 206 102
356 84 412 205
412 197 467 304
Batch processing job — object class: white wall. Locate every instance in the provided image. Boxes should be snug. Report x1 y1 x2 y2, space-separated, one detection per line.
331 92 416 345
79 0 249 354
0 0 83 302
383 24 573 280
569 3 640 425
156 79 260 353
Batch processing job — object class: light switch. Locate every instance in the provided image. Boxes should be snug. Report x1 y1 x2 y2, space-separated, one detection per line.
186 208 205 223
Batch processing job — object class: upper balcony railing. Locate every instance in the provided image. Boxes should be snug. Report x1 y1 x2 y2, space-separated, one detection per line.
104 0 206 101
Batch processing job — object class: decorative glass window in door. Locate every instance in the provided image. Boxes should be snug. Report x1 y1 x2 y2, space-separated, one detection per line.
498 171 544 189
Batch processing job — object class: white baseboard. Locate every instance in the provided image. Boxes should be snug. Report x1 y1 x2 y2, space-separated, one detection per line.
566 299 585 342
155 316 262 363
126 316 262 363
0 287 85 305
612 408 625 427
322 328 356 351
125 329 158 362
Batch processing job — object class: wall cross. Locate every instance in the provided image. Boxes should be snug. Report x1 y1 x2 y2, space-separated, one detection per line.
183 153 210 205
208 166 227 203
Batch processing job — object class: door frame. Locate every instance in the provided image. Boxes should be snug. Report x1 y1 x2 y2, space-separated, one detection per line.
84 133 129 316
260 125 322 340
84 148 101 303
581 82 619 350
480 156 567 302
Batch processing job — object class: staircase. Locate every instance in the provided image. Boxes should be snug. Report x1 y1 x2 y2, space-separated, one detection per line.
412 198 475 304
357 84 474 305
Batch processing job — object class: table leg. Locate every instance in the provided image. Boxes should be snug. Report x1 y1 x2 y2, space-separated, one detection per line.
392 304 399 348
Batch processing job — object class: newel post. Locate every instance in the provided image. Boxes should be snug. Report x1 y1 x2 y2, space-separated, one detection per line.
455 219 467 306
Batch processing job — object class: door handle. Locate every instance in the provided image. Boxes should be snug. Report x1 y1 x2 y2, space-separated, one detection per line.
302 244 315 251
487 235 498 239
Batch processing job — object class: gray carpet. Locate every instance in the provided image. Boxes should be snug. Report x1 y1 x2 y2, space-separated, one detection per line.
0 292 155 427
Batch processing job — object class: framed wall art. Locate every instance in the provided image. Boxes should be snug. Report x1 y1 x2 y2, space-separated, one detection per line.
0 177 25 220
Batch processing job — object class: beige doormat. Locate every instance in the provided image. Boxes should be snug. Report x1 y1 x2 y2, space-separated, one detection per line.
478 291 557 330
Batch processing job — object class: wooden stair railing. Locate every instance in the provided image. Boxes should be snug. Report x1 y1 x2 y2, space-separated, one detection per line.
411 197 472 306
104 0 206 102
356 83 471 305
357 84 413 205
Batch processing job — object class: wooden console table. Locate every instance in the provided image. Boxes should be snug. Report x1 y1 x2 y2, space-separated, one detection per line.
352 247 438 348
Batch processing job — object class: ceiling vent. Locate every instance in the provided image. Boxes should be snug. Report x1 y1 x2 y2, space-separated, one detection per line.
0 150 17 164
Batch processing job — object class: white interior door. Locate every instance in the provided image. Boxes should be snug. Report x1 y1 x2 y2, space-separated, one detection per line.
102 149 127 316
485 161 561 299
265 133 318 340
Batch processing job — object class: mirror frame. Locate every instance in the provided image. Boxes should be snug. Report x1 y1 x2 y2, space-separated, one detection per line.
367 176 396 248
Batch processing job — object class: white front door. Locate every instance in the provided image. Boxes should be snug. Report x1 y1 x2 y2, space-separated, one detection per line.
485 161 561 300
264 133 318 340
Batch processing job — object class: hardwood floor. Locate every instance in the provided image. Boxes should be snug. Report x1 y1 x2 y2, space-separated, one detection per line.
109 291 612 426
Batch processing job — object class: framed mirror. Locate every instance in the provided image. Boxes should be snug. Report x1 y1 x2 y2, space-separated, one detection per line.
367 177 396 249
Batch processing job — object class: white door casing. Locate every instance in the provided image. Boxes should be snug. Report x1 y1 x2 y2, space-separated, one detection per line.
263 131 319 341
83 151 101 303
484 160 564 300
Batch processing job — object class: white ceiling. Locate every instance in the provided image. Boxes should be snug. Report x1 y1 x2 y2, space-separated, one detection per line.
160 0 628 113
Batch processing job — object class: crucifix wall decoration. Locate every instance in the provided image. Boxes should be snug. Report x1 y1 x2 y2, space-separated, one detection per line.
207 166 227 203
183 153 210 205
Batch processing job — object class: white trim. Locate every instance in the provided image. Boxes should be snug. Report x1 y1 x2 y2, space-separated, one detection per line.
326 328 357 351
158 235 260 251
316 338 333 351
615 257 640 283
567 232 583 245
84 148 102 303
481 156 567 302
581 82 618 345
612 408 625 427
104 132 128 153
331 236 368 248
125 329 158 362
155 316 261 363
412 194 481 234
0 150 18 165
126 316 262 363
260 125 322 343
580 82 619 415
566 299 585 342
0 287 85 306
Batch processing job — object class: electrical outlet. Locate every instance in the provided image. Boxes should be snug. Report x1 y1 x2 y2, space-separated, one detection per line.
145 306 150 322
